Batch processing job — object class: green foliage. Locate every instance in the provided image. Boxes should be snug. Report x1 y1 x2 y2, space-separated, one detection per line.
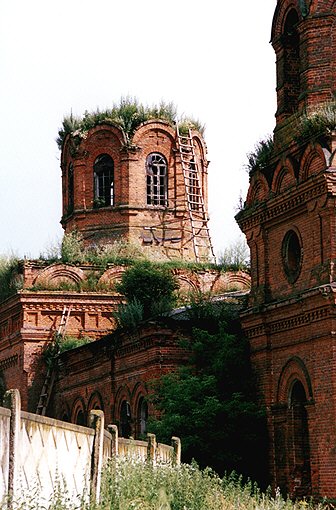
217 238 250 271
0 256 23 303
295 101 336 145
179 116 205 135
115 261 179 320
43 334 92 368
57 97 204 149
6 457 316 509
149 300 268 486
61 231 85 264
113 298 144 331
246 136 274 174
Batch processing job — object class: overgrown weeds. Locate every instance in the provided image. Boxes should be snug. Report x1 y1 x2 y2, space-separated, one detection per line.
4 458 323 509
295 101 336 145
57 97 205 149
0 256 22 302
43 333 93 368
246 136 274 175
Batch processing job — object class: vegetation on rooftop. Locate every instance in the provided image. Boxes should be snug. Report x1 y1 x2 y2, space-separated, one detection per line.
245 136 274 175
113 261 179 330
0 256 23 303
57 97 205 149
0 233 250 303
295 100 336 145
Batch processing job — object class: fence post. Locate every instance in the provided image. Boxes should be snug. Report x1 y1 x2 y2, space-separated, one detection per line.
147 433 156 463
108 424 118 457
171 436 181 466
4 389 21 508
89 410 104 504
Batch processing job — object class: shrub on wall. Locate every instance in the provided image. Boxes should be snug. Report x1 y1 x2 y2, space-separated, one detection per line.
115 261 179 321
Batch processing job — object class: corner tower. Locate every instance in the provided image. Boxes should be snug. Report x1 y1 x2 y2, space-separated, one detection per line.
59 113 214 262
237 0 336 499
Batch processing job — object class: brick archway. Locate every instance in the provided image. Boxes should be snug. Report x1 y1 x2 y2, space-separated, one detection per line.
272 358 313 497
88 391 104 413
71 398 87 426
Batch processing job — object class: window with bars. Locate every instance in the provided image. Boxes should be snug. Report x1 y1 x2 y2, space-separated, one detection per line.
188 159 201 211
146 153 168 206
93 154 114 207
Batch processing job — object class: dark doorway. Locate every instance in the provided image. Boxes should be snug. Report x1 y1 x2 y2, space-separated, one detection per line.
289 380 311 497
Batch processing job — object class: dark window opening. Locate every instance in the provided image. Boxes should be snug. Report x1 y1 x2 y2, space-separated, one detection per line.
120 400 132 438
137 397 148 438
68 163 74 214
76 409 85 426
146 153 168 207
283 9 300 113
282 229 302 282
94 154 114 208
288 381 311 497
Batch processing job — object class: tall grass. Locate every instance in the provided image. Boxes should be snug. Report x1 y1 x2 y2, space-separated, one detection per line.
0 256 22 302
4 458 322 510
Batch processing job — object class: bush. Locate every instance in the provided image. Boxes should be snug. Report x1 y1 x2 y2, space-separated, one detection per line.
113 299 144 331
115 261 178 320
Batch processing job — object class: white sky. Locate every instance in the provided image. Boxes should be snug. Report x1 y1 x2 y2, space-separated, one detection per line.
0 0 277 259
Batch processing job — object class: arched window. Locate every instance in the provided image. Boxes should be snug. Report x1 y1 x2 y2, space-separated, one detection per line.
93 154 114 207
146 153 168 206
68 162 74 214
137 397 148 437
120 400 132 438
283 9 300 113
72 399 86 426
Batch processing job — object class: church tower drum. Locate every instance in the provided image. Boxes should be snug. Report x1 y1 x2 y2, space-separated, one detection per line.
59 113 214 263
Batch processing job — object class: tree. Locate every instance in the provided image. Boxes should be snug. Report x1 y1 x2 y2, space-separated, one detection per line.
149 299 268 486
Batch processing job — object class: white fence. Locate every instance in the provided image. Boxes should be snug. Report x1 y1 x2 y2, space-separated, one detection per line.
0 389 181 508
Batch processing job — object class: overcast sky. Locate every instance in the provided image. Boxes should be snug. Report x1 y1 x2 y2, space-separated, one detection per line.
0 0 277 259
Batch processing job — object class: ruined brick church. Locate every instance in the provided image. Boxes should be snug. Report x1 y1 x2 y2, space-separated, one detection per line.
1 0 336 500
0 110 250 436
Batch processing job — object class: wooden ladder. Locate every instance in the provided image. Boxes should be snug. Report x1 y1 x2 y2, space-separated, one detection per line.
36 305 72 416
176 126 216 263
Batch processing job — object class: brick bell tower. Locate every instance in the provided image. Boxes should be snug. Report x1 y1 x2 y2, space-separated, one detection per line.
236 0 336 499
60 118 215 262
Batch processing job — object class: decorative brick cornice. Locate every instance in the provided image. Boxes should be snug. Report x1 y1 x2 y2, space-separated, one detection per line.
0 354 18 371
22 302 115 313
245 305 331 339
238 179 327 231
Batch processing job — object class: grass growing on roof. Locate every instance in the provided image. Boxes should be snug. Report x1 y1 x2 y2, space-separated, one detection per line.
57 97 205 149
